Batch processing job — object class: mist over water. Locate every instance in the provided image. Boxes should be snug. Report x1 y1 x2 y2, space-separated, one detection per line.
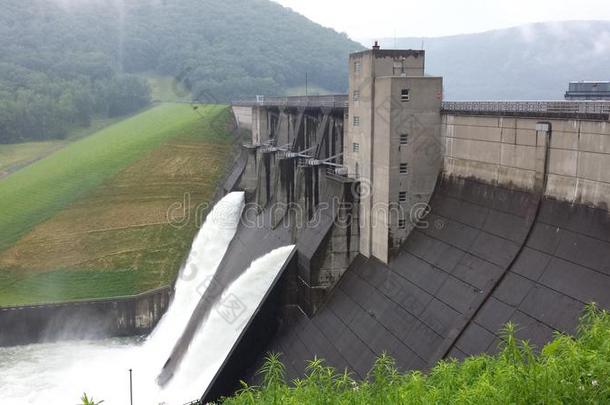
0 191 294 405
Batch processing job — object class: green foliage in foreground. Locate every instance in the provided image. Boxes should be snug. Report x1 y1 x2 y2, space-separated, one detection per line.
80 393 104 405
223 305 610 405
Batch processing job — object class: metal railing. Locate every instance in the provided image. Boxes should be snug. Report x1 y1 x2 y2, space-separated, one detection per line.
441 101 610 118
233 97 610 119
232 95 348 109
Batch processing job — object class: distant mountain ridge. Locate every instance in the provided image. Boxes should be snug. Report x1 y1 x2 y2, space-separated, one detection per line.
376 21 610 100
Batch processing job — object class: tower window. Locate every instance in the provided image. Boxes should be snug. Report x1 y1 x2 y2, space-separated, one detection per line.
401 89 410 102
352 142 360 152
399 191 407 202
398 219 407 229
400 133 408 144
353 116 360 127
353 90 360 101
400 163 408 174
354 61 362 73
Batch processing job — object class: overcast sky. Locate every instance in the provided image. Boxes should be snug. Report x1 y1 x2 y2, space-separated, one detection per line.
273 0 610 41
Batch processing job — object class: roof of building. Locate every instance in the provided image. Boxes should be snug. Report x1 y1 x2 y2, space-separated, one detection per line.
349 49 425 59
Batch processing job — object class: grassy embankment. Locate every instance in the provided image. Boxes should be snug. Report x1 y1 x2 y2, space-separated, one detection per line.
222 305 610 404
0 104 233 306
0 115 138 179
0 73 192 178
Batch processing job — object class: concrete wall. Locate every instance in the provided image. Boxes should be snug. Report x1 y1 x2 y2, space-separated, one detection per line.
0 287 171 346
251 106 268 146
346 48 441 263
442 114 610 208
232 106 253 130
297 174 361 315
381 76 443 258
346 51 375 259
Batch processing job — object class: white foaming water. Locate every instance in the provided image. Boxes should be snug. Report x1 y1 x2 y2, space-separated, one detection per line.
160 245 295 402
145 191 245 368
0 193 296 405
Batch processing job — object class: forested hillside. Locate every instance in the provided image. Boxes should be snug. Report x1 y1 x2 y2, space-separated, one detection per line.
1 0 362 143
1 1 151 143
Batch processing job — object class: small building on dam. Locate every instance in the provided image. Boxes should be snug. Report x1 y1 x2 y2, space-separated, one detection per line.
210 43 610 402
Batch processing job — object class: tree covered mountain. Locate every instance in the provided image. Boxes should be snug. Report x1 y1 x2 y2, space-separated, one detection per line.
1 0 363 143
377 21 610 100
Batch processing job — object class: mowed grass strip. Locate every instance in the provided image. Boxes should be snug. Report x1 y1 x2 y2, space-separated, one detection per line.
0 103 225 252
0 104 234 306
0 115 128 179
0 114 126 179
0 140 63 177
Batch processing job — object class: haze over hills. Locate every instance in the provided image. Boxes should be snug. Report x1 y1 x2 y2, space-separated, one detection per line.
375 21 610 100
1 0 363 143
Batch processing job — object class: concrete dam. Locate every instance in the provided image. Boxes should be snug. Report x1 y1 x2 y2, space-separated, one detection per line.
193 47 610 401
2 46 608 404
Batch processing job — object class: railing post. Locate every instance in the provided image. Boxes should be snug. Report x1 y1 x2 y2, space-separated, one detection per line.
129 369 133 405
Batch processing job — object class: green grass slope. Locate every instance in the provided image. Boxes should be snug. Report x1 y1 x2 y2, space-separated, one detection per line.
0 140 62 177
0 114 141 179
0 103 220 252
0 104 234 306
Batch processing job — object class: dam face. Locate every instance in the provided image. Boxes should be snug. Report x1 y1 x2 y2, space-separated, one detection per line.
217 45 610 400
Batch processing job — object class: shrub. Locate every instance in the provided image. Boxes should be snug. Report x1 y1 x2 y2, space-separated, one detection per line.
222 304 610 404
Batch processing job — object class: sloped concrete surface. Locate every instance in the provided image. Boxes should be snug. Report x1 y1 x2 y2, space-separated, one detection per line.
453 198 610 358
250 177 610 381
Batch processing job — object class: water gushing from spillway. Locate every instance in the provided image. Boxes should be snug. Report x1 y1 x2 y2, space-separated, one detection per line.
0 191 294 405
145 191 246 369
159 245 295 402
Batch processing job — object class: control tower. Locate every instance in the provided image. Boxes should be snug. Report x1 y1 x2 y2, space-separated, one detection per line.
344 43 443 263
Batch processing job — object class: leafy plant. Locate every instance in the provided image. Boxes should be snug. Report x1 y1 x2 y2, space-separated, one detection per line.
80 393 104 405
222 304 610 404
